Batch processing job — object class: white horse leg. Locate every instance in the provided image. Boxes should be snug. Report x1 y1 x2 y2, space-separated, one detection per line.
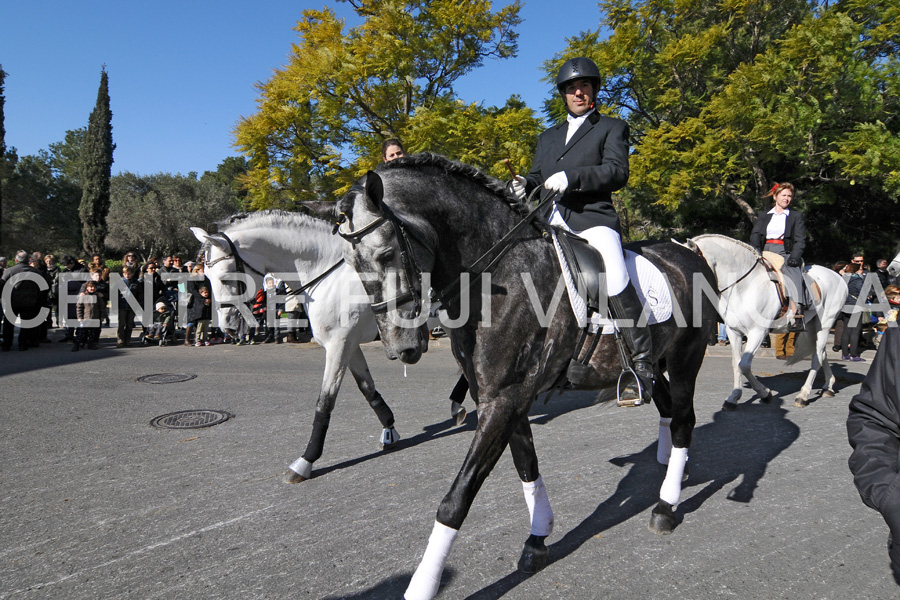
821 356 836 397
283 339 350 484
650 446 688 534
347 346 400 449
794 327 829 406
405 522 459 600
657 417 673 464
723 329 745 409
738 330 773 403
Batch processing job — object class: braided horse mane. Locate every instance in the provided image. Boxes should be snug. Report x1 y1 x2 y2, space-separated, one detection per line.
196 209 339 264
377 152 531 218
691 233 762 258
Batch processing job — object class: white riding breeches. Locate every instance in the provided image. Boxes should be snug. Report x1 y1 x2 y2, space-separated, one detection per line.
549 204 630 296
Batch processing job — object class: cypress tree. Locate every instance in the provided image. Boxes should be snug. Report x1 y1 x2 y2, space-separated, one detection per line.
79 67 115 256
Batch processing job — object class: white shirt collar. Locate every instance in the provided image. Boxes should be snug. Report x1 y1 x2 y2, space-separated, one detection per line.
565 109 595 144
767 207 790 216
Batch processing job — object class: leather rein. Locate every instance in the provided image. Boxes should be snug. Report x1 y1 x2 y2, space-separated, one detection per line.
205 231 344 300
334 188 553 316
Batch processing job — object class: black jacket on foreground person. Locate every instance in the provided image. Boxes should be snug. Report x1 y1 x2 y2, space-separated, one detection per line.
848 327 900 583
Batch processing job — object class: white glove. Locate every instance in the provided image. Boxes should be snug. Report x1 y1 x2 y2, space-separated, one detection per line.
511 175 526 200
544 171 568 193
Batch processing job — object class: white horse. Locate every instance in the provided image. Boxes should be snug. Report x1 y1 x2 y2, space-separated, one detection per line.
687 234 848 408
190 211 402 483
888 248 900 279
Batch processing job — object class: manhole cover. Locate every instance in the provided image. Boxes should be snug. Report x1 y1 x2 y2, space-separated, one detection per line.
137 373 197 384
150 410 233 429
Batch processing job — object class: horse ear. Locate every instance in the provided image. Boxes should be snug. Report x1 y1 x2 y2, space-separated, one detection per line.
190 227 229 251
190 227 209 243
364 171 384 211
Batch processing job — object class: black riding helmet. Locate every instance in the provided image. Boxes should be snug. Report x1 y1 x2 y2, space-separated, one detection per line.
556 57 601 96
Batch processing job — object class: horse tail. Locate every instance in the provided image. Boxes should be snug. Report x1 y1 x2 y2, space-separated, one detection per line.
785 330 815 365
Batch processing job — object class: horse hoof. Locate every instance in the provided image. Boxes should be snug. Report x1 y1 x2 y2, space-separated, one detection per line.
517 534 549 574
794 397 809 408
822 390 835 398
761 392 775 404
649 500 677 535
453 407 467 427
283 469 308 484
721 401 737 412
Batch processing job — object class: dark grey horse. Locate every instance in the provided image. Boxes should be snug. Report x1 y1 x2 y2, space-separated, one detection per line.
336 153 717 600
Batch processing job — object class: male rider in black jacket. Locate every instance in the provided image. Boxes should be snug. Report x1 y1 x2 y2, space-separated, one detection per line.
510 57 652 404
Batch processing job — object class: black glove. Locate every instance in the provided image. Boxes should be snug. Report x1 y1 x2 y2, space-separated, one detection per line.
787 257 801 267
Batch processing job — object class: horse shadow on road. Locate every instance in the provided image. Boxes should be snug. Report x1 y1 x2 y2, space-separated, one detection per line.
311 412 479 479
322 396 800 599
313 388 606 479
747 363 866 406
463 398 800 599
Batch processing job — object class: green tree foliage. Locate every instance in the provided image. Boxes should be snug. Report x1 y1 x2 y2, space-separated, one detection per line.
79 67 115 256
2 154 82 255
200 156 250 209
234 0 539 209
106 171 244 259
552 0 900 260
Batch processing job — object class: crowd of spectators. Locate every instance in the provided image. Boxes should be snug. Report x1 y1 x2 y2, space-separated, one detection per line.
1 250 310 352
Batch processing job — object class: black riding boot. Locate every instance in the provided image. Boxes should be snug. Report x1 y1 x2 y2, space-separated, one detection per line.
608 284 654 405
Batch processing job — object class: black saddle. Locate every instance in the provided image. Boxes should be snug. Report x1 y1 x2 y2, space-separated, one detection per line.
554 228 606 313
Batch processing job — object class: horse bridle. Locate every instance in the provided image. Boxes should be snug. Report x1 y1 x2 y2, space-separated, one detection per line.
204 232 267 278
205 231 344 302
335 205 434 317
334 188 553 317
694 245 761 294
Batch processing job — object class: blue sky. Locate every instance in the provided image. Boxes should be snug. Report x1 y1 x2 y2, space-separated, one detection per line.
1 0 604 176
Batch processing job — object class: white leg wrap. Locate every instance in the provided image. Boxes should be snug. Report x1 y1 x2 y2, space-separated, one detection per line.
657 418 673 465
659 446 688 506
522 476 554 537
288 457 312 479
405 521 458 600
380 426 400 447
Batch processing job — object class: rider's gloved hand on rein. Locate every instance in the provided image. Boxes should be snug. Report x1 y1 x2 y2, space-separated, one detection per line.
508 175 527 200
787 257 801 267
544 171 568 193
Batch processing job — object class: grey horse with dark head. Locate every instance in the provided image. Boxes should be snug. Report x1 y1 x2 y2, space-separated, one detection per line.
336 153 717 600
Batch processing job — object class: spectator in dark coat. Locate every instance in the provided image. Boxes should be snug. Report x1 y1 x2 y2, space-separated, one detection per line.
139 263 166 309
848 327 900 585
1 250 48 351
116 266 142 347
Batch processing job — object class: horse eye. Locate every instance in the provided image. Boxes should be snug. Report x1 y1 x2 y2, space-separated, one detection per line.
379 249 395 264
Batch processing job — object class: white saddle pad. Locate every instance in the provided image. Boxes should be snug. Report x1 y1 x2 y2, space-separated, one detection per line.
551 230 672 332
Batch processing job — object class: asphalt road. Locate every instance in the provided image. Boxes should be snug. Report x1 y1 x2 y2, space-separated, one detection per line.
0 330 893 599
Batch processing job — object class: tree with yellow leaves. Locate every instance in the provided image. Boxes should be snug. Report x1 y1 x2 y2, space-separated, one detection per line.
235 0 542 210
